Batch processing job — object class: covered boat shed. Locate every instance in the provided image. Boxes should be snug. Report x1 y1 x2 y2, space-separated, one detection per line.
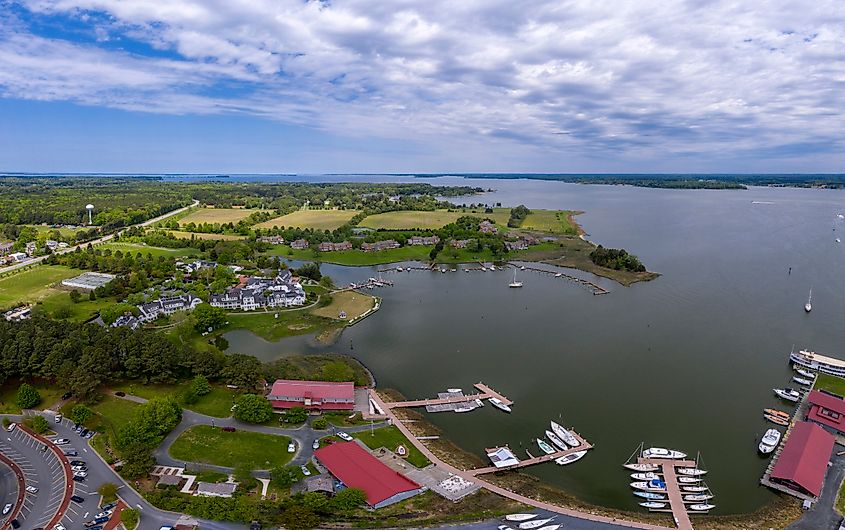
770 421 835 498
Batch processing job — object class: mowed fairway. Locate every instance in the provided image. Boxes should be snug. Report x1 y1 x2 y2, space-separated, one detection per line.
256 209 360 230
169 425 293 469
168 230 246 241
179 207 258 226
0 265 81 307
311 290 376 320
521 210 579 234
360 209 511 230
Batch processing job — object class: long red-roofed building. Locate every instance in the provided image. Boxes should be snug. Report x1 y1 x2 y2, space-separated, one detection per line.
267 379 355 411
315 441 424 508
770 421 835 498
806 389 845 434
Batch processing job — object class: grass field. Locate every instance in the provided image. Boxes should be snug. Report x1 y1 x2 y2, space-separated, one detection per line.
813 373 845 396
520 210 579 234
351 426 430 468
310 290 376 320
360 209 511 230
39 291 114 322
0 379 66 414
225 310 337 341
267 245 432 266
167 230 246 241
169 425 292 470
26 225 88 237
97 242 201 258
90 395 140 433
178 207 259 226
255 209 360 230
112 382 237 418
0 265 81 307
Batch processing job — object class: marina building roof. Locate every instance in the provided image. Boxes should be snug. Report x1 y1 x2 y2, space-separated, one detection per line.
486 446 519 468
267 379 355 410
315 441 423 508
806 390 845 433
770 421 834 498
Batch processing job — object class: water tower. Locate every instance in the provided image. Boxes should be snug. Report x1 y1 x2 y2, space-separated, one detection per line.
86 204 94 225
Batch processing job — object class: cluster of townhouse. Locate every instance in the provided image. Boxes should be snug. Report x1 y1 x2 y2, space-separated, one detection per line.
407 235 440 246
257 235 285 245
504 234 540 251
112 293 203 330
361 240 400 252
479 220 498 234
209 270 306 311
318 241 353 252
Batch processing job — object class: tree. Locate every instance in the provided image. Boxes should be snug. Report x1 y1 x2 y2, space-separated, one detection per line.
30 415 50 434
329 487 367 512
311 417 328 430
89 290 97 301
69 289 81 303
118 441 155 479
98 482 119 502
99 303 136 326
16 383 41 409
190 374 211 396
320 361 354 383
120 508 139 529
136 398 182 437
192 304 226 333
233 394 272 424
71 404 93 425
220 354 262 390
279 505 319 530
294 262 321 282
281 406 307 424
271 465 299 488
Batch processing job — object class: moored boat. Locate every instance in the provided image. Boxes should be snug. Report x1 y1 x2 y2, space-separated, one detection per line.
764 408 791 419
764 413 789 426
546 430 567 451
639 501 667 509
555 450 587 465
759 428 782 455
631 479 666 491
489 397 512 413
793 367 816 379
677 476 701 484
518 518 555 529
633 491 666 500
689 503 716 511
498 526 513 530
536 438 555 455
684 494 714 502
504 514 537 522
773 388 801 402
642 447 687 459
536 525 560 530
624 463 660 472
631 472 661 481
676 468 707 476
792 376 813 386
550 421 580 447
682 485 709 493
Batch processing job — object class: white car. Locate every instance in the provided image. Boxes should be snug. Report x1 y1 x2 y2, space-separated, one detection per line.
73 471 87 478
25 485 38 494
2 503 12 515
287 442 296 453
312 439 320 450
300 465 311 476
54 413 62 423
337 431 353 442
6 423 15 432
54 525 66 530
52 438 69 445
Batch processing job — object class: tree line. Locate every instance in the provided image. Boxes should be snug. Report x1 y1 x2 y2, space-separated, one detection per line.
589 245 646 272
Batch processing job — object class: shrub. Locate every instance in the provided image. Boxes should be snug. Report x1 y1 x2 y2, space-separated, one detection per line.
30 415 50 434
16 383 41 409
120 508 139 529
233 394 272 424
311 417 328 430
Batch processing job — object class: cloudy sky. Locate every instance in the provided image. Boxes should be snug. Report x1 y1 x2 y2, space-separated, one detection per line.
1 0 843 173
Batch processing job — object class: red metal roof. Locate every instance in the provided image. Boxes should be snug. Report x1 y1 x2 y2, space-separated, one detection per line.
808 390 845 413
806 391 845 432
770 421 834 497
269 379 354 400
315 441 421 506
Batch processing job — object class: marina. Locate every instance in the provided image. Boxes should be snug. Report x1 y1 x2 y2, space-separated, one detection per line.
472 429 593 475
383 382 514 411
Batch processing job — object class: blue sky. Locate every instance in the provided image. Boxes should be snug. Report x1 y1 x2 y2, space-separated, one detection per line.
1 0 843 173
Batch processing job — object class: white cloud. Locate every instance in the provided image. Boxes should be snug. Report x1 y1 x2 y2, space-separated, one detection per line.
2 0 845 170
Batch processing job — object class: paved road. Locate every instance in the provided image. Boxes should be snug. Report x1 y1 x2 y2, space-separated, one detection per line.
786 451 845 530
0 456 23 530
440 510 652 530
0 199 199 274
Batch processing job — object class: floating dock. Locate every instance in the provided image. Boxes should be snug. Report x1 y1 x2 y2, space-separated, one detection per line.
511 264 609 295
469 430 593 475
634 457 699 530
760 390 814 500
384 382 513 409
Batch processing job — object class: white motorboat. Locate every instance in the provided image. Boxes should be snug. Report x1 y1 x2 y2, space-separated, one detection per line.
447 388 463 394
546 430 568 451
537 526 560 530
805 288 812 313
454 405 476 413
554 272 562 278
677 468 706 476
631 481 666 491
642 447 687 459
684 494 714 502
759 428 782 454
677 476 701 484
793 367 816 379
689 503 716 511
792 376 813 386
555 450 587 465
489 397 512 413
550 421 579 447
498 526 513 530
774 388 801 402
631 472 661 481
682 485 708 493
519 518 555 529
537 438 556 455
624 463 660 472
509 269 523 288
504 514 537 522
639 501 667 509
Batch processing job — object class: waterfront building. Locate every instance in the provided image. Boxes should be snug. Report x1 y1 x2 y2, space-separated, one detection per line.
209 270 305 311
361 240 400 252
769 421 834 498
290 239 310 250
408 235 440 246
315 441 424 508
137 294 203 322
266 379 354 411
805 390 845 435
449 239 472 249
318 241 353 252
486 446 519 468
505 240 529 251
257 235 285 245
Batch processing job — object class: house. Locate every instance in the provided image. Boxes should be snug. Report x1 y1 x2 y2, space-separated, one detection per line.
266 379 355 411
479 220 497 234
318 241 353 252
408 235 440 246
449 239 471 249
112 314 141 330
769 421 835 498
805 390 845 435
3 305 32 322
486 446 520 468
156 475 183 488
195 482 237 498
290 239 310 250
25 241 37 256
257 235 285 245
292 474 336 496
8 252 28 262
0 242 13 256
315 442 424 508
361 240 400 252
176 260 217 274
209 271 306 311
45 239 59 250
505 240 528 251
137 294 203 322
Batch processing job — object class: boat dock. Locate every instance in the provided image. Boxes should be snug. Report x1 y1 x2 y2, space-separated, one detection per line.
511 264 609 295
384 382 513 409
760 390 815 500
635 457 696 530
469 431 594 475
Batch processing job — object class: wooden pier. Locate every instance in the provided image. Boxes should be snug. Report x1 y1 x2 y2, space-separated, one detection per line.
636 457 696 530
469 431 593 475
384 382 513 409
512 264 609 295
759 390 815 500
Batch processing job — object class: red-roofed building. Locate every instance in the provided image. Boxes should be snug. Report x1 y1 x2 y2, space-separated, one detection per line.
267 379 354 411
806 390 845 434
770 421 835 498
315 441 424 508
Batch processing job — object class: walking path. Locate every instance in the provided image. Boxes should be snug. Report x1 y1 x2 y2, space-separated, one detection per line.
369 390 673 530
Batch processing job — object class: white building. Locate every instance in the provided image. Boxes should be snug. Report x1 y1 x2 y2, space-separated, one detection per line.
137 294 203 322
210 270 306 311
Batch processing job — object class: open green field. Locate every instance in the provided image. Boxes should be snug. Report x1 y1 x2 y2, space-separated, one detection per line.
813 373 845 396
89 395 140 433
98 242 201 258
112 382 237 418
267 244 431 266
0 379 66 414
169 425 292 470
39 291 114 322
520 210 580 235
360 209 511 230
311 290 376 320
225 310 336 341
178 207 258 226
255 209 360 230
167 230 246 241
26 225 88 237
0 265 81 308
351 426 430 468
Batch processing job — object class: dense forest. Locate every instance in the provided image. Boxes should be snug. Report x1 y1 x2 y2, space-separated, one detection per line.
589 245 646 272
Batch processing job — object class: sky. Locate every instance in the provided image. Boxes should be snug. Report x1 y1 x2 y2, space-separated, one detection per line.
0 0 843 173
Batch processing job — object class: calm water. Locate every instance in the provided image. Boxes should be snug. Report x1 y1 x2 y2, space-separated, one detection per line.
225 179 845 514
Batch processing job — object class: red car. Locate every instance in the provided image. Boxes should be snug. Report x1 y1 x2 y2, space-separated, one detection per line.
222 426 236 432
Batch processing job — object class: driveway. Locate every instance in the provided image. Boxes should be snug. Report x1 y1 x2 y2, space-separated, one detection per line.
786 451 845 530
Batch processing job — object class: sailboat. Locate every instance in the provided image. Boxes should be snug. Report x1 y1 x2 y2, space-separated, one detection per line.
509 269 523 288
805 288 812 312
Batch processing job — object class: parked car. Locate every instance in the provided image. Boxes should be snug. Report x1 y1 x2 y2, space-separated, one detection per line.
222 426 236 432
838 517 845 530
300 465 311 476
71 465 87 472
337 431 353 441
93 515 109 523
6 423 16 432
2 503 12 515
63 450 78 457
101 502 117 510
54 524 66 530
85 431 95 439
70 495 84 503
72 476 85 482
250 522 261 530
54 414 62 423
312 439 320 450
80 429 89 438
52 438 69 445
287 442 296 453
87 526 102 530
70 460 86 466
73 471 87 478
115 391 126 397
61 392 72 400
11 519 20 529
25 485 38 494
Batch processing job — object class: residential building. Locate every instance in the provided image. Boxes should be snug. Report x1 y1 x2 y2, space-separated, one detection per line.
0 242 13 256
25 242 37 256
3 305 32 322
479 220 497 234
209 271 305 311
61 272 116 291
505 240 528 251
408 235 440 246
361 240 400 252
315 442 424 508
195 482 237 498
290 239 310 250
292 474 335 496
137 293 203 322
769 421 835 498
112 314 141 330
266 379 355 411
176 260 217 274
45 240 59 250
318 241 353 252
9 252 28 262
805 390 845 435
449 239 471 249
258 235 285 245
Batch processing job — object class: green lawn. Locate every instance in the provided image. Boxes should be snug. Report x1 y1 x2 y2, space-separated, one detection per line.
89 395 140 433
167 230 246 241
169 425 293 470
39 291 115 322
814 373 845 396
97 242 201 258
179 207 259 226
266 244 431 266
0 265 81 307
520 210 579 235
225 310 338 341
112 382 237 418
360 209 511 230
351 426 430 468
0 379 66 414
310 290 376 320
25 225 87 238
256 209 360 230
